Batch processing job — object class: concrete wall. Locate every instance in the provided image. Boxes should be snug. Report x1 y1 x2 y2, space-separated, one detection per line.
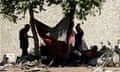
0 14 30 60
79 0 120 49
0 0 120 60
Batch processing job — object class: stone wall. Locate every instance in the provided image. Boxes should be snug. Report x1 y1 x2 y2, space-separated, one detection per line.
0 0 120 60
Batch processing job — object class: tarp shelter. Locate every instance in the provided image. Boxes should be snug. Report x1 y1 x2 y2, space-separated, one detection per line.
33 16 75 58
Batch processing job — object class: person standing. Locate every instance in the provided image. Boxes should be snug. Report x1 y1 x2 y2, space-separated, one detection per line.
74 24 84 51
19 24 33 56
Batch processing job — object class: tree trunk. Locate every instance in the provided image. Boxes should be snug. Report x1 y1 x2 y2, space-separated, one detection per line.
29 6 40 56
66 1 76 45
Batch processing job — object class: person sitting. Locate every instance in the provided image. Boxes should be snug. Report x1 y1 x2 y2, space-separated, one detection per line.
79 45 98 64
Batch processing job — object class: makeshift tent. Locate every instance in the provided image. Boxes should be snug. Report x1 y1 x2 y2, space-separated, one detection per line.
33 16 75 58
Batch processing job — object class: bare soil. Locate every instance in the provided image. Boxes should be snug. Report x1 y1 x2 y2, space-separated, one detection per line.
1 66 120 72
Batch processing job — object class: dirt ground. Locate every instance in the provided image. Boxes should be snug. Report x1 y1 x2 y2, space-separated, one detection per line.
1 66 120 72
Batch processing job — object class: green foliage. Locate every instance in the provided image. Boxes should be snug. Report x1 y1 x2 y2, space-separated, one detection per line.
46 0 62 6
62 0 77 16
0 0 45 23
0 0 105 23
45 0 105 23
62 0 105 21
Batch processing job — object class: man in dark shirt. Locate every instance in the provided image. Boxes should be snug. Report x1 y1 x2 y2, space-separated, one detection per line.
19 24 32 56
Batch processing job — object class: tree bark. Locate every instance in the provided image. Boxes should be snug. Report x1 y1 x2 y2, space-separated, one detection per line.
66 1 76 44
29 5 40 56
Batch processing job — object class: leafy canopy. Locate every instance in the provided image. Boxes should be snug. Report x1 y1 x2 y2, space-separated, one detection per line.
0 0 105 23
0 0 45 22
62 0 105 20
